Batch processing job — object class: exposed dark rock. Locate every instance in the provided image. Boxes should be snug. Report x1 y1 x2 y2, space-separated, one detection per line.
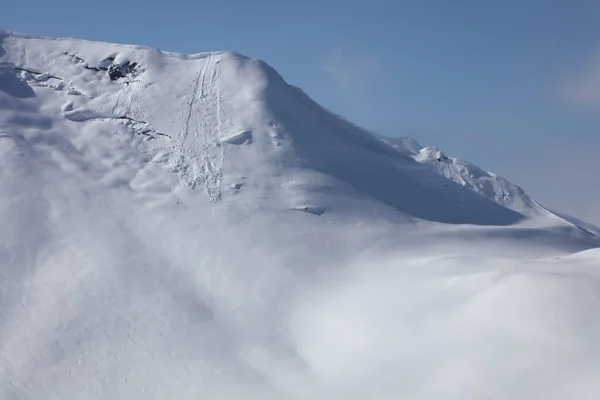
295 206 325 216
98 56 115 71
62 53 140 79
62 53 104 71
108 61 138 81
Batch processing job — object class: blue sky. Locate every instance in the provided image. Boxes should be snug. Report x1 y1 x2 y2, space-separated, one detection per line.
3 0 600 223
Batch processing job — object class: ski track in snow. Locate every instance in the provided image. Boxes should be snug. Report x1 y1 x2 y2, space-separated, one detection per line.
175 55 225 203
109 82 124 115
24 44 30 68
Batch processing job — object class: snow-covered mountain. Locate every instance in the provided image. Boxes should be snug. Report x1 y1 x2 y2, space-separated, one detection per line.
379 135 600 236
1 31 600 399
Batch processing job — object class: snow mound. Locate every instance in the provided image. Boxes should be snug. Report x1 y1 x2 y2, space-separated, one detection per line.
415 146 450 163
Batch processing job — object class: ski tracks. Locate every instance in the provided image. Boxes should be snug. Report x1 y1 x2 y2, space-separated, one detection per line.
175 55 226 203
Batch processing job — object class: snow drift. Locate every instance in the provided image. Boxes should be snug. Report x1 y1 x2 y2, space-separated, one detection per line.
1 30 599 399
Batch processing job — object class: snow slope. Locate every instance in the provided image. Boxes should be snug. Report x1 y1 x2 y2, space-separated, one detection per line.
380 135 600 236
1 31 599 399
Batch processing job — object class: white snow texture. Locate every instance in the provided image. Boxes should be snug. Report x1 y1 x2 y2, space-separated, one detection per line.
1 31 599 399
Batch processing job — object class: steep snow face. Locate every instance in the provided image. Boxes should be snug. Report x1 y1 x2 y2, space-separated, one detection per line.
1 31 600 400
0 30 538 226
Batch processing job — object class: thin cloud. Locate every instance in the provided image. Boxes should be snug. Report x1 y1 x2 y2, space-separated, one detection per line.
322 47 379 97
561 46 600 108
503 145 600 227
582 201 600 227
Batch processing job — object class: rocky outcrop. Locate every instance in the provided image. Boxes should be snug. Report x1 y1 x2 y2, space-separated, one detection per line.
62 53 139 81
107 60 138 81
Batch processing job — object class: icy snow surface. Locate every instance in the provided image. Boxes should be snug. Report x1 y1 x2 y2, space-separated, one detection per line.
1 31 600 399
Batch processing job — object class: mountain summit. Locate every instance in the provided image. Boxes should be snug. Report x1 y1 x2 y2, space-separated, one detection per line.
1 31 599 399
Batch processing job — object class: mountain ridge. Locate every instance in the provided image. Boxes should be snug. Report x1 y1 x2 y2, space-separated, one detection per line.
378 134 599 236
1 29 598 235
0 30 535 226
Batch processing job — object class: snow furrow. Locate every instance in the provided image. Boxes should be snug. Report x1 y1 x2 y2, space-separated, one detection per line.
167 55 225 202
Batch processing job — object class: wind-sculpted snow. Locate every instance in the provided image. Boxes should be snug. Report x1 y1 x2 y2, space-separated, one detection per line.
1 31 599 399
